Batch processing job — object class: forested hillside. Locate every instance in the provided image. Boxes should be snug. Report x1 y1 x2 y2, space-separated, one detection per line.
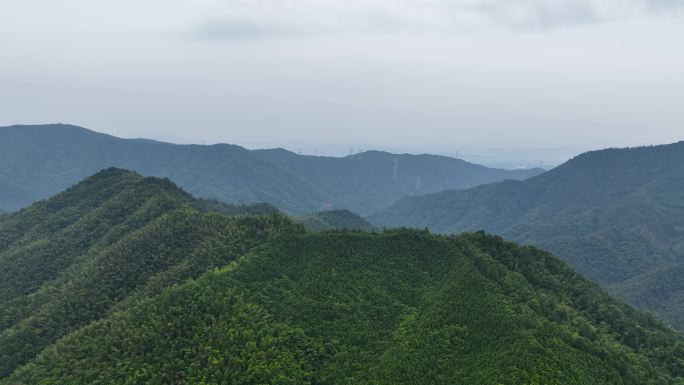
4 231 684 384
371 142 684 330
0 169 683 384
0 168 299 378
0 124 542 215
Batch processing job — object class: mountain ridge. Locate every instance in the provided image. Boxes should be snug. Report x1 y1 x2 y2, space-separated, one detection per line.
0 124 543 215
370 140 684 330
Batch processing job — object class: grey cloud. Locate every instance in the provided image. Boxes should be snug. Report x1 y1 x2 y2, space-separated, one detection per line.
445 0 684 29
648 0 684 12
187 6 416 40
185 0 684 40
476 1 600 29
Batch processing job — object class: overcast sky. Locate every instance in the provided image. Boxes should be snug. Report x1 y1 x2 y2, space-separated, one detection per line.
1 0 683 165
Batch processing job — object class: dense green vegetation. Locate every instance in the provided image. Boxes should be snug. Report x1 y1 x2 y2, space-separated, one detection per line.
0 168 300 378
371 142 684 330
299 209 376 231
4 230 684 384
0 168 683 384
0 124 542 215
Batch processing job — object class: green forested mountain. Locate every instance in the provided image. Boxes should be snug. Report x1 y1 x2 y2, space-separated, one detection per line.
0 124 542 215
1 169 683 384
370 142 684 330
299 209 376 231
0 168 298 378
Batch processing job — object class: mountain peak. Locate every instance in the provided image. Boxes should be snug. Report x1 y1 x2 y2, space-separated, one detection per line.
1 123 97 134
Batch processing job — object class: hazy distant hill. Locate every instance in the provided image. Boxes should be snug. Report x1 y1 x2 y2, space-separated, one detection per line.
1 170 682 384
0 124 542 215
299 209 376 231
371 142 684 330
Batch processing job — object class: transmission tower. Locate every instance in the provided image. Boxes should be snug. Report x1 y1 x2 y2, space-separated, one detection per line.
393 158 398 180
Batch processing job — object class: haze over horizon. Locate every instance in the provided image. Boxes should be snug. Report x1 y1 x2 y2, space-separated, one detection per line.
0 122 597 169
2 0 683 167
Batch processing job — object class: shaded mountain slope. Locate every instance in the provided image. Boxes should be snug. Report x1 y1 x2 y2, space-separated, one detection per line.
0 124 542 214
370 142 684 329
613 263 684 333
251 147 543 214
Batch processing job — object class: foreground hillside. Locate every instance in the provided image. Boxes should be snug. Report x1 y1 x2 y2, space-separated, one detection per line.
0 169 297 378
0 124 542 214
371 142 684 330
0 169 682 384
5 231 684 384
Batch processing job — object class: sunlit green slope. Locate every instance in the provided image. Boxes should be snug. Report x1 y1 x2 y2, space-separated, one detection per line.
5 231 683 384
0 168 297 378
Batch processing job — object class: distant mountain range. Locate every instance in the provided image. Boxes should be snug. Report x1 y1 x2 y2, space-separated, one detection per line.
0 124 543 215
1 169 681 384
371 142 684 330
